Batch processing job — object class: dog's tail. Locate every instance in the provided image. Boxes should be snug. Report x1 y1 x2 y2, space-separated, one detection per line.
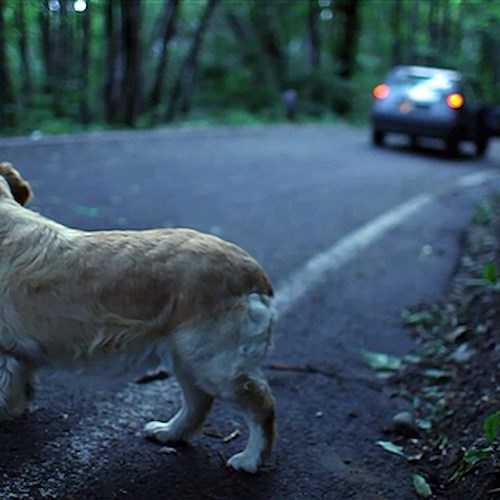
237 292 276 368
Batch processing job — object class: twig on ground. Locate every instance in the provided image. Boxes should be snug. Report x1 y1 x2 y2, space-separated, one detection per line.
134 368 170 384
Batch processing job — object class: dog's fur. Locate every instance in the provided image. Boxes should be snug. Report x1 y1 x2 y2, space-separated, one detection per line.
0 162 276 473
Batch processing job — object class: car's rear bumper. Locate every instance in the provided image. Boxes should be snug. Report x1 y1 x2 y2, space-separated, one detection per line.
371 113 460 140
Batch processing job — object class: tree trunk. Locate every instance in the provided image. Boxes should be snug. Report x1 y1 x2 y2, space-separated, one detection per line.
390 0 403 66
226 8 270 107
428 0 439 65
306 0 322 102
250 2 286 93
117 0 142 126
51 0 71 116
440 0 450 59
407 0 420 63
334 0 360 114
16 1 32 105
0 0 17 127
39 1 53 95
165 0 219 122
336 0 360 80
491 37 500 100
149 0 179 116
103 0 121 123
307 0 321 71
79 4 92 125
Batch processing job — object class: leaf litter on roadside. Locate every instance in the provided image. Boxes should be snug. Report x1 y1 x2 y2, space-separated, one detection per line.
366 193 500 498
395 192 500 497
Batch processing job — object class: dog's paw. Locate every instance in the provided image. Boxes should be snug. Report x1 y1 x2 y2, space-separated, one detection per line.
227 451 260 474
144 420 184 443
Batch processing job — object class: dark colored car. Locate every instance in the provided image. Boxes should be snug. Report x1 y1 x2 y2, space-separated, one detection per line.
371 65 489 156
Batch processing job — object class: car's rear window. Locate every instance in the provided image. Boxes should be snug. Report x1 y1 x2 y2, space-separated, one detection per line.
390 73 456 90
388 69 459 91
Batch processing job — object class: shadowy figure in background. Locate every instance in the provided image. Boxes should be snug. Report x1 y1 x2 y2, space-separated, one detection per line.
282 89 298 121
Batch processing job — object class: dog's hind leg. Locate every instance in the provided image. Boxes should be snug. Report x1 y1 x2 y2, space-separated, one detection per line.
224 371 275 473
146 293 276 472
144 352 214 443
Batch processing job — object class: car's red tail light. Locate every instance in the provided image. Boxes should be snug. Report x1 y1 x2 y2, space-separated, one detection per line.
373 83 390 99
446 92 464 109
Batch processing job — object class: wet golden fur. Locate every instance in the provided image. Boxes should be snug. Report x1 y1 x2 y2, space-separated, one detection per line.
0 162 276 472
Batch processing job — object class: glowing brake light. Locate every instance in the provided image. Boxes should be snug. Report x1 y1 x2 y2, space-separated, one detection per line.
373 83 390 99
446 92 464 109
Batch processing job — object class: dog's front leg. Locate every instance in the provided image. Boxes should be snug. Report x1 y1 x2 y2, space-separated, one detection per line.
0 353 35 420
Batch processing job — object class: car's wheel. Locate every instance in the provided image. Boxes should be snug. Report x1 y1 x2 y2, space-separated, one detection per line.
372 129 385 146
445 137 460 158
475 109 489 158
475 135 489 157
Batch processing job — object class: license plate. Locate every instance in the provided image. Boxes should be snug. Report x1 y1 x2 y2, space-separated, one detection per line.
398 100 413 113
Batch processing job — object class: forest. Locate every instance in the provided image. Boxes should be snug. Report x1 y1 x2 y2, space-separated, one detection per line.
0 0 499 135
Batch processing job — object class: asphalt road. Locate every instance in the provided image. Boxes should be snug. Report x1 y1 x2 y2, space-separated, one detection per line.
1 124 499 499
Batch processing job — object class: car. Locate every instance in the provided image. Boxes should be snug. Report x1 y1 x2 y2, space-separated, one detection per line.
370 65 489 157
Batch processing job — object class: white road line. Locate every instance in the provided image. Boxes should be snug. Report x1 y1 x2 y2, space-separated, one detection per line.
274 169 499 315
273 193 433 315
1 169 498 496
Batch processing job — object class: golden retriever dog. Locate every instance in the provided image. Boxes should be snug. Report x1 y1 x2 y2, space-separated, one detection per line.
0 162 275 473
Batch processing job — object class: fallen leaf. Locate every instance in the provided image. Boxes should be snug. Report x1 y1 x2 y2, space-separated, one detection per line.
423 368 454 380
362 350 402 371
375 440 405 457
401 309 435 326
159 446 177 454
407 451 424 462
222 429 241 443
413 474 432 497
445 325 468 342
203 428 225 438
415 418 432 431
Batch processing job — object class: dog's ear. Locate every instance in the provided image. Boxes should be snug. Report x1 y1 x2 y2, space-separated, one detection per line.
0 162 33 205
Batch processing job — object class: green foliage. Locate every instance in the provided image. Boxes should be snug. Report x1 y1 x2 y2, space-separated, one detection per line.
472 199 495 226
450 411 499 482
0 0 498 135
483 410 500 444
482 262 498 285
450 446 494 482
